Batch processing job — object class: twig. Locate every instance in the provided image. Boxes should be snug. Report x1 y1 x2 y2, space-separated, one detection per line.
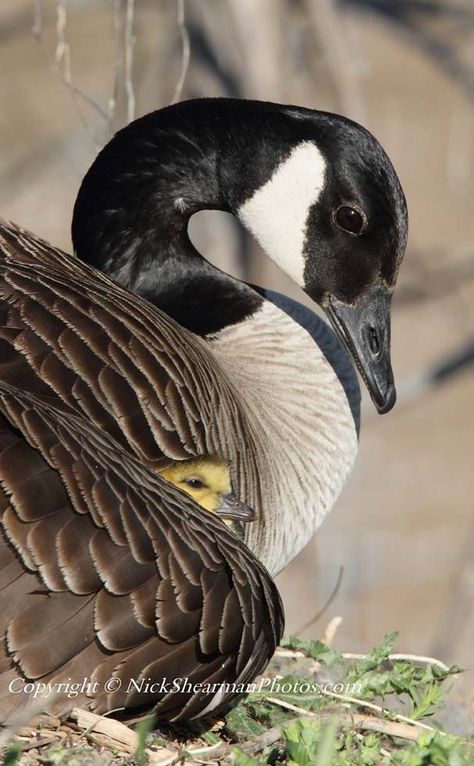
265 697 435 743
271 652 319 669
317 688 443 734
31 0 107 148
69 708 219 765
17 736 56 752
109 0 136 133
294 566 344 636
343 652 451 672
54 1 71 82
32 0 107 123
274 646 451 676
183 740 229 762
171 0 190 103
124 0 135 124
69 709 138 750
108 0 122 131
0 699 60 749
240 718 299 754
322 615 343 647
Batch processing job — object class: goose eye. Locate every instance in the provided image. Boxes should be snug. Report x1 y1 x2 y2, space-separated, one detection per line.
185 478 204 489
334 205 366 235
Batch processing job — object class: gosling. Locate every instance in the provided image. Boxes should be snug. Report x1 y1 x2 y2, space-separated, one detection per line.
158 456 256 525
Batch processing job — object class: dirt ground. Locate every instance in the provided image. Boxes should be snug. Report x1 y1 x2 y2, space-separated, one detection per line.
0 0 473 735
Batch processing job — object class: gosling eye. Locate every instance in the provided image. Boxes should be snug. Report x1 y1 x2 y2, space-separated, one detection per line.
185 478 205 489
333 205 367 236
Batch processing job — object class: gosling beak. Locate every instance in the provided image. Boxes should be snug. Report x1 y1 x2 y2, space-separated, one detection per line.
214 493 257 522
324 284 396 414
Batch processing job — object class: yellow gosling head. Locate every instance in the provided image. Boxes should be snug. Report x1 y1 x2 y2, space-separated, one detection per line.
158 456 256 523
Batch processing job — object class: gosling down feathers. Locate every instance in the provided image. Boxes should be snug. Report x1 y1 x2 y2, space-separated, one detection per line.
159 457 256 523
0 98 408 723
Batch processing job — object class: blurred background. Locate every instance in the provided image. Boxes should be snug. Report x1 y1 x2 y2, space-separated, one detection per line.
0 0 472 731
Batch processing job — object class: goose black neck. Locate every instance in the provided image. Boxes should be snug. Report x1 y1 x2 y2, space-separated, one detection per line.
72 99 307 335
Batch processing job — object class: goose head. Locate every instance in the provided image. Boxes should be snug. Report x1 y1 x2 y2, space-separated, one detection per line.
72 99 407 414
234 110 408 413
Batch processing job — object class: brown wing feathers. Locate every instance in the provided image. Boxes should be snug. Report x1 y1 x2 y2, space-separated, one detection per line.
0 222 262 503
0 220 284 723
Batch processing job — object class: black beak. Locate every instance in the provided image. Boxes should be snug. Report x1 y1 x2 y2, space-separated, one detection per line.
214 493 257 522
324 284 396 414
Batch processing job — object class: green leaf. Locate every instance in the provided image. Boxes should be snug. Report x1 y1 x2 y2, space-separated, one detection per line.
352 632 399 675
225 703 267 739
283 717 322 766
408 683 446 720
281 636 344 666
233 748 270 766
1 742 22 766
314 719 339 766
134 715 155 766
201 729 221 745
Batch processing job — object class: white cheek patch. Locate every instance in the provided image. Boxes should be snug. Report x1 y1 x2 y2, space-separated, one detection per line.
238 142 326 287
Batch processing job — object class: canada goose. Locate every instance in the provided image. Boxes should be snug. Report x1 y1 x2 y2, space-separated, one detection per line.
0 98 408 723
158 456 256 522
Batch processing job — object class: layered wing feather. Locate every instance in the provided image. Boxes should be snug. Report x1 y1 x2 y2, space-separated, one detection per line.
0 220 260 491
0 385 283 722
0 220 283 722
